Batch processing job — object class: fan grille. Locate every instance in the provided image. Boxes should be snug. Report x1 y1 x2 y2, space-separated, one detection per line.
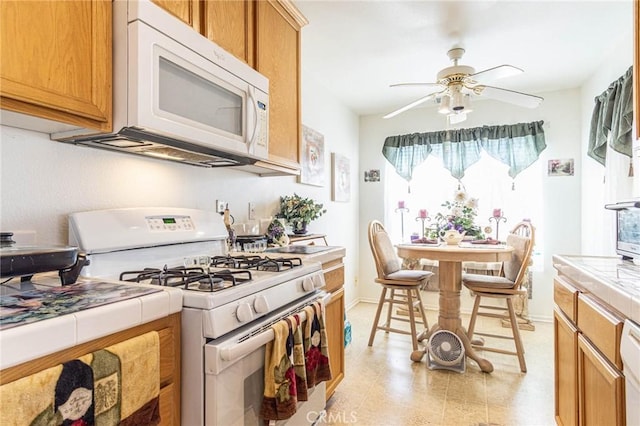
428 330 464 366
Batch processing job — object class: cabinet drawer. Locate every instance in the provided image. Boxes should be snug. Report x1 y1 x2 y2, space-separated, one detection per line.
323 263 344 293
554 277 578 322
577 294 623 370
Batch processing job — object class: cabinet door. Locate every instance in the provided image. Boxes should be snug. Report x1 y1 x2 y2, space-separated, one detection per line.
152 0 200 31
0 0 112 131
202 1 253 65
325 287 345 400
255 0 301 167
577 334 625 426
554 309 579 426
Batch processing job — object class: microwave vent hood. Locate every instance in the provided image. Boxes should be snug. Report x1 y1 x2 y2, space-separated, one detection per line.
56 127 254 168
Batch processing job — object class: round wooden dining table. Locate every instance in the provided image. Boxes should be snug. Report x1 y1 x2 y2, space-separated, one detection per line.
396 242 514 373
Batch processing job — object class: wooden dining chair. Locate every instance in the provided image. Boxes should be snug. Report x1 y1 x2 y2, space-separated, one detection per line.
461 221 535 372
367 220 432 356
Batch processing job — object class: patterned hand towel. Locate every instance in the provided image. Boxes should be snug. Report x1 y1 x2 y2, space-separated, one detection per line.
285 315 308 401
101 331 160 425
260 320 298 421
0 331 159 426
303 301 332 388
0 354 95 426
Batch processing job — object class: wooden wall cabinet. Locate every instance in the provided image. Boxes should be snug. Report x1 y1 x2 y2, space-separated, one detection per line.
0 0 112 132
0 313 182 426
553 276 626 426
322 258 346 400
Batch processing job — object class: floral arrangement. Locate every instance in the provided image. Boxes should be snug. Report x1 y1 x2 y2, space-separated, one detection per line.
276 193 326 230
430 189 484 239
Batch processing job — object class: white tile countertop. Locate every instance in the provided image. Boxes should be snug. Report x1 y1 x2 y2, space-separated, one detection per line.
552 255 640 325
0 274 182 370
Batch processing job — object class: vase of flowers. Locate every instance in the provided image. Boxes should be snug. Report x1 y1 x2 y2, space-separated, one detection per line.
430 189 484 240
276 193 326 235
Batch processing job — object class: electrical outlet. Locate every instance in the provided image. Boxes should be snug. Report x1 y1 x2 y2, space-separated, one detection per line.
216 200 226 213
248 202 256 220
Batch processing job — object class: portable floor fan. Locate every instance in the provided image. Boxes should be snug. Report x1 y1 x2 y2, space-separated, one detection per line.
427 329 466 373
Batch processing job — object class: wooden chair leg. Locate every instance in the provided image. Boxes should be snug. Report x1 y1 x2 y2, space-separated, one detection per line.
414 288 429 331
368 287 388 347
385 288 396 329
405 288 419 351
507 298 527 373
467 295 481 339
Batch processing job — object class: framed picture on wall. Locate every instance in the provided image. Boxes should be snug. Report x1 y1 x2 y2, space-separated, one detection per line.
331 153 350 202
548 159 574 176
299 125 325 187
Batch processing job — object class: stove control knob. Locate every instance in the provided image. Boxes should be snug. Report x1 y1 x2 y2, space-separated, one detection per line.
302 276 315 292
253 295 269 314
236 303 254 323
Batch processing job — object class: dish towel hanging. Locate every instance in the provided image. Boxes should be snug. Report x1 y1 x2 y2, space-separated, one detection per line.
0 331 160 426
286 315 309 401
259 320 298 421
303 301 332 388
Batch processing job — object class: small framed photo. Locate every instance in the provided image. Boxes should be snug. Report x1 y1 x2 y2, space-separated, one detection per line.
548 159 574 176
364 169 380 182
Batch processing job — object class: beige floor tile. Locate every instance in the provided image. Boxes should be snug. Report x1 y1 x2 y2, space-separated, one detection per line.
327 301 555 425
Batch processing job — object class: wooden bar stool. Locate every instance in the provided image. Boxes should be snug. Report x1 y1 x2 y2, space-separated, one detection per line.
367 220 432 360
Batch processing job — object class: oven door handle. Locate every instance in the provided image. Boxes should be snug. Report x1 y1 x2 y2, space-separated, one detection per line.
219 292 333 362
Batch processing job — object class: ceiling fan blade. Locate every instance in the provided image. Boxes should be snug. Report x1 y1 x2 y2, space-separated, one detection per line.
477 85 543 108
383 91 444 119
470 65 523 84
390 82 445 89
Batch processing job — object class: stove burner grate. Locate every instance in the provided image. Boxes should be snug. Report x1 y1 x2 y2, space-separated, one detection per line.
209 255 303 272
119 266 253 291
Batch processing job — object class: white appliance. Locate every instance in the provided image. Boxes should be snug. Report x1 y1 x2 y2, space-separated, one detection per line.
621 319 640 426
52 0 269 168
69 207 329 426
604 200 640 262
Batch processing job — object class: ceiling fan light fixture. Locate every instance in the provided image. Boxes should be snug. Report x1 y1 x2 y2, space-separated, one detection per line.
451 90 465 111
438 95 451 114
462 94 473 113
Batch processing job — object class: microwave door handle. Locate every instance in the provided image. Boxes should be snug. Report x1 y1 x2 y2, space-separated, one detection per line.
247 87 259 154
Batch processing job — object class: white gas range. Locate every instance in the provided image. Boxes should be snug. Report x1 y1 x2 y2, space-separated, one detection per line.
69 207 329 426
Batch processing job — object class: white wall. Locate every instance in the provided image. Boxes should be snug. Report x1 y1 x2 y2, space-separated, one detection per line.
580 37 635 255
0 71 360 307
358 88 583 322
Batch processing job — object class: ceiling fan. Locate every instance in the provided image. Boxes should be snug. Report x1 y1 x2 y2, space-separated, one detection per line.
383 47 543 122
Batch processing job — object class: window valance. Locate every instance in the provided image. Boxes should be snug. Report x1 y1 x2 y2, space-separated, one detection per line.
587 66 633 165
382 121 547 182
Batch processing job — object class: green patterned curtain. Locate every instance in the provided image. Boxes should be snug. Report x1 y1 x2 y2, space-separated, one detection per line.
587 66 633 165
382 121 546 182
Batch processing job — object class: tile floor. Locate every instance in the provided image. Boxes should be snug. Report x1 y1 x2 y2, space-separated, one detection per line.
324 301 555 426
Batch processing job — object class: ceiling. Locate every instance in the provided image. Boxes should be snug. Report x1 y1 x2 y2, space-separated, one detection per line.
296 0 633 117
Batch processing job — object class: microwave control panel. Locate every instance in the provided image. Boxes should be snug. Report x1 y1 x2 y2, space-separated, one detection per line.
257 101 268 149
146 215 195 231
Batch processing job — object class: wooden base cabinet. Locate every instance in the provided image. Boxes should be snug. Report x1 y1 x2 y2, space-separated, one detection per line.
321 256 346 401
554 308 578 426
577 334 625 426
325 286 345 399
0 313 181 426
0 0 112 132
553 276 625 426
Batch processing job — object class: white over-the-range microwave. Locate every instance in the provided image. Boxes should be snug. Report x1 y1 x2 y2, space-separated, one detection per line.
52 0 269 168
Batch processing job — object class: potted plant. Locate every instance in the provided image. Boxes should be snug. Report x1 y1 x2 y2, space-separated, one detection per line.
276 193 326 235
429 189 485 240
